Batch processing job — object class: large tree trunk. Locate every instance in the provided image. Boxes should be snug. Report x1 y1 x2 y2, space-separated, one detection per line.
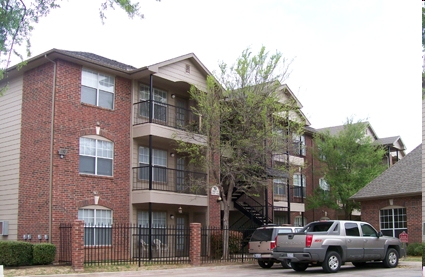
221 181 234 259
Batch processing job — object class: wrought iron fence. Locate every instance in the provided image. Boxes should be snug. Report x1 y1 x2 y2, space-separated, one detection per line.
58 223 72 265
132 166 207 195
201 226 255 264
133 100 200 133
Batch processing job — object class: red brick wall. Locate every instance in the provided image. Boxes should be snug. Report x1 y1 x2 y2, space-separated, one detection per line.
19 59 132 250
360 196 421 243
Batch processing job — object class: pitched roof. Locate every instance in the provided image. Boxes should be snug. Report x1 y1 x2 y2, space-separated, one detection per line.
56 49 137 71
315 121 378 139
350 144 421 200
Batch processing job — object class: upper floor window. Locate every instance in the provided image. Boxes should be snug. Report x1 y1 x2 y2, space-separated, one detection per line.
138 146 167 182
81 68 115 109
79 137 114 176
319 178 330 198
293 134 306 156
139 84 167 121
293 174 306 198
78 208 112 246
273 178 286 196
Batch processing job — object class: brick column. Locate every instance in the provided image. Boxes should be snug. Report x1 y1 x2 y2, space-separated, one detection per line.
71 220 84 272
189 223 201 266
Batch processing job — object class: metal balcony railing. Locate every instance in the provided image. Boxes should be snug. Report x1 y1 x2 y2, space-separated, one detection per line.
132 166 207 196
133 100 200 133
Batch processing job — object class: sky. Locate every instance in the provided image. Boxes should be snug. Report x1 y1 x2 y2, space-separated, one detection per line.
10 0 422 153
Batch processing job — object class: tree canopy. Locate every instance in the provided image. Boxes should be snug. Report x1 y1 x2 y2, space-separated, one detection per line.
175 46 303 258
0 0 147 80
306 119 386 219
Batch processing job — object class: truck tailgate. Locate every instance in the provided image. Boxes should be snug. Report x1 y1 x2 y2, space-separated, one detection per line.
273 233 306 253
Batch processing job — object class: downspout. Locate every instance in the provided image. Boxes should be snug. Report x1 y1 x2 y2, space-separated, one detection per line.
45 54 57 242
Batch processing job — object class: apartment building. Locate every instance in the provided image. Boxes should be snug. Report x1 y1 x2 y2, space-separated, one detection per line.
0 49 316 255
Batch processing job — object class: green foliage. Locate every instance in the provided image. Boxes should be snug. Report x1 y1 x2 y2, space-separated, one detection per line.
307 119 386 219
210 230 243 259
423 242 425 266
0 241 33 266
422 6 425 50
32 243 56 265
406 242 422 257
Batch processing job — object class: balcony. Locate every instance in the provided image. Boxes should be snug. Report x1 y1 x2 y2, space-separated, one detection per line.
132 166 207 196
273 184 306 204
133 100 200 133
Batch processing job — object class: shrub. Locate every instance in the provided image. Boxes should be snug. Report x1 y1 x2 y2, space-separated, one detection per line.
33 243 56 265
210 229 243 259
0 241 33 266
407 242 422 256
422 242 425 266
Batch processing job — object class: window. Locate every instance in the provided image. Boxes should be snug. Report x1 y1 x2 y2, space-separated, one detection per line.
293 174 306 198
293 134 306 156
138 147 167 182
273 178 286 196
81 68 115 109
345 222 360 236
78 208 112 246
79 137 113 176
319 178 330 198
361 223 378 237
139 84 167 122
294 216 306 227
380 208 407 238
138 211 167 243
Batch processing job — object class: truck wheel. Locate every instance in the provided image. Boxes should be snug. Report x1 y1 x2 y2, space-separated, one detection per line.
383 248 399 268
257 260 274 268
281 259 292 269
291 262 308 272
322 251 341 273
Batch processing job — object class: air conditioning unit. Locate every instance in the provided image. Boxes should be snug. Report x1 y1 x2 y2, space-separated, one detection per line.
0 221 9 236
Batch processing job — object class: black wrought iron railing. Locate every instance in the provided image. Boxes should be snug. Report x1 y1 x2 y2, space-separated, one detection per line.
133 100 200 133
132 166 207 195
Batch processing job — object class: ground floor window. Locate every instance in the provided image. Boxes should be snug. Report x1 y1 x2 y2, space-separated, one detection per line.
294 216 307 227
379 207 407 238
137 211 167 244
78 208 112 246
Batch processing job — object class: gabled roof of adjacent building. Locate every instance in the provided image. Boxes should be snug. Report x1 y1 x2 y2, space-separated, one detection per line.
350 144 421 200
315 121 378 140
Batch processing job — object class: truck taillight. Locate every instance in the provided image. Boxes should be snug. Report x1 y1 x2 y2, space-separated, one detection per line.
306 234 313 248
270 241 276 250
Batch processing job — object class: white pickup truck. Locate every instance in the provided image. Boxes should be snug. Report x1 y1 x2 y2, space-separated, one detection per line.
272 220 405 273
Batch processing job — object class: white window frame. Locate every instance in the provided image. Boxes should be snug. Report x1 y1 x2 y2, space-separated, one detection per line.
79 137 114 176
293 134 306 156
293 174 306 198
81 68 115 109
137 211 167 244
379 207 407 238
139 84 167 122
138 146 167 182
273 178 286 196
78 208 112 246
294 216 307 227
319 178 330 198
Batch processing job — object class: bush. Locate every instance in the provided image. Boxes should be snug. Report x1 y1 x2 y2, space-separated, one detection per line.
210 229 243 259
33 243 56 265
0 241 33 266
407 242 423 256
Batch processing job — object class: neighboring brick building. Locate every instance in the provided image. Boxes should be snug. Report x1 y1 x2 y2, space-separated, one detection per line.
350 144 421 243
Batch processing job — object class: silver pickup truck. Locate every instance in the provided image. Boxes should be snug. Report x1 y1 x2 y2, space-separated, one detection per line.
272 220 405 273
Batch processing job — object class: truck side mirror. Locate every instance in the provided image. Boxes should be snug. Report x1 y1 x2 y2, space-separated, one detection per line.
377 231 383 237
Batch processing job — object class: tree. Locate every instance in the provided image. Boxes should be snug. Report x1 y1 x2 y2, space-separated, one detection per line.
175 47 303 258
0 0 155 83
306 119 386 219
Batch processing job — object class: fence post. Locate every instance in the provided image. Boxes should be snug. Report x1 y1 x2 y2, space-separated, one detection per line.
189 223 201 266
72 219 84 272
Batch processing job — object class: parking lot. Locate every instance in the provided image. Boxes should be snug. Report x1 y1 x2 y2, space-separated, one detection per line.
18 261 421 277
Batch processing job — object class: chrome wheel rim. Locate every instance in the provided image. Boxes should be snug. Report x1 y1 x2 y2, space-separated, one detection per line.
329 255 339 270
388 251 397 265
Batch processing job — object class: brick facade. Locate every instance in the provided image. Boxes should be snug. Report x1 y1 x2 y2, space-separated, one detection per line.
360 196 422 243
18 59 132 249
